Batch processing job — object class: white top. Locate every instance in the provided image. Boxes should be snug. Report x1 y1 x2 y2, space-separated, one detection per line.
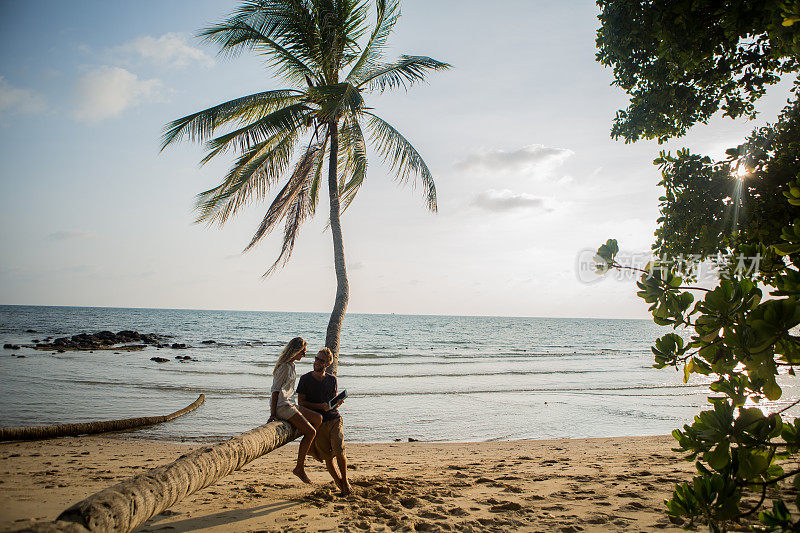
270 361 297 407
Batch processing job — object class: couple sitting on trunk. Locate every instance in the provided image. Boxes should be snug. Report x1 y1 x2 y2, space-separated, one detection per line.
268 337 352 495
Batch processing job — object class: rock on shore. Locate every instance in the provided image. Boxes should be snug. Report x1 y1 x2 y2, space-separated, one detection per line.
31 330 170 351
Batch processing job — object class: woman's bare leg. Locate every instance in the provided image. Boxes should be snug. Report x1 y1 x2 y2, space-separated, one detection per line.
298 406 323 429
287 412 316 483
298 406 323 462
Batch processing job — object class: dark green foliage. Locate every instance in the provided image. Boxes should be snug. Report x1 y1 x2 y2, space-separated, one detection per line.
598 208 800 529
596 0 800 142
596 1 800 530
653 92 800 270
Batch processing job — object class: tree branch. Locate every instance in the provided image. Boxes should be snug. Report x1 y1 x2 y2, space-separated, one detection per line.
610 263 711 291
744 467 800 487
737 483 768 518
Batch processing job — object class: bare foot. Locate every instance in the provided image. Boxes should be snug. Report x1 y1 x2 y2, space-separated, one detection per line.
340 479 352 496
293 466 312 484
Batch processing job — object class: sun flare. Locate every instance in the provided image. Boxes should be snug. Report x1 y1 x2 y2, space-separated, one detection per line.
735 164 749 180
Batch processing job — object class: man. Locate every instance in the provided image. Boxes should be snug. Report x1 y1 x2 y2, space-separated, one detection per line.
296 347 352 495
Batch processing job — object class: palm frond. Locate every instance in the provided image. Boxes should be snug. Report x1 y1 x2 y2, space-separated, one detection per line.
262 179 312 276
308 82 365 122
336 117 354 191
245 144 315 252
356 55 451 92
213 0 371 79
365 112 437 212
200 103 310 164
310 0 369 79
200 15 318 84
338 116 368 213
346 0 400 83
308 131 329 216
196 130 299 225
161 90 300 150
243 141 324 275
267 0 325 73
339 0 371 43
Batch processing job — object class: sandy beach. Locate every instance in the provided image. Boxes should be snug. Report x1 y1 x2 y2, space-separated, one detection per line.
0 434 700 532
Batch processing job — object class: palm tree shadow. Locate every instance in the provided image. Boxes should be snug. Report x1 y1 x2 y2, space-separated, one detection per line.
137 501 300 532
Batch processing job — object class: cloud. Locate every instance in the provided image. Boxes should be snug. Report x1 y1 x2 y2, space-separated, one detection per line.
0 76 46 114
114 33 214 68
472 189 553 213
455 144 574 175
72 66 163 123
46 230 93 241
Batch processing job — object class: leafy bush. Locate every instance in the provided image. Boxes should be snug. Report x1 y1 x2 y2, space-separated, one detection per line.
595 143 800 531
595 2 800 528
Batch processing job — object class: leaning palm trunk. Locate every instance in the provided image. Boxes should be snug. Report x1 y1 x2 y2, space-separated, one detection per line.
0 394 205 442
29 420 299 533
325 121 349 376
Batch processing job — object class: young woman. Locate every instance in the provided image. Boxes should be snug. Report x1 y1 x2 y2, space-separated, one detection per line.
268 337 323 483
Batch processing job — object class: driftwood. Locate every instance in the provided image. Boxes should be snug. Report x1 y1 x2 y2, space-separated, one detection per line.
0 395 205 442
26 420 300 532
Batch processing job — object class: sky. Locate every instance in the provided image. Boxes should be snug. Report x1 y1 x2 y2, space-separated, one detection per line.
0 0 794 318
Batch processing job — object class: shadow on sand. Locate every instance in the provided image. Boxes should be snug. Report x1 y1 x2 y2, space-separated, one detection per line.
138 501 300 532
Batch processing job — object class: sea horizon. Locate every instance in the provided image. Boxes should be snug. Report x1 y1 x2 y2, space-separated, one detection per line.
0 303 652 323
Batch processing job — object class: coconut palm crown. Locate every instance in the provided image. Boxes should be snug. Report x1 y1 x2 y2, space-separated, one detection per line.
162 0 449 368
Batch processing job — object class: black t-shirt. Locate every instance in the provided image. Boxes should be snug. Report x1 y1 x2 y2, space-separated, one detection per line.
296 372 340 421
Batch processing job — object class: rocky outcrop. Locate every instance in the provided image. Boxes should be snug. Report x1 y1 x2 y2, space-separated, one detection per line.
31 331 171 351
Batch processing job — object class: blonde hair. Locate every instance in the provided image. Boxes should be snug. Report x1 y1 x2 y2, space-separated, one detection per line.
273 337 307 374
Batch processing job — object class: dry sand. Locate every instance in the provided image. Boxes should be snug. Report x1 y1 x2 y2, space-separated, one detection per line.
0 435 697 532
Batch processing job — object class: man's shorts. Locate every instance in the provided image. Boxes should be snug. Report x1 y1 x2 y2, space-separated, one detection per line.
311 417 345 462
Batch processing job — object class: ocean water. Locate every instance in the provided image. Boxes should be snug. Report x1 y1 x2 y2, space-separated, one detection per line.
0 305 796 443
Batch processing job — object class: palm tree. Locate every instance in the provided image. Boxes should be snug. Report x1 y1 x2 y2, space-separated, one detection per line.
162 0 449 372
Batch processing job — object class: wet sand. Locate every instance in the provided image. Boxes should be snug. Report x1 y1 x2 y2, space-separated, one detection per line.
0 435 695 532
